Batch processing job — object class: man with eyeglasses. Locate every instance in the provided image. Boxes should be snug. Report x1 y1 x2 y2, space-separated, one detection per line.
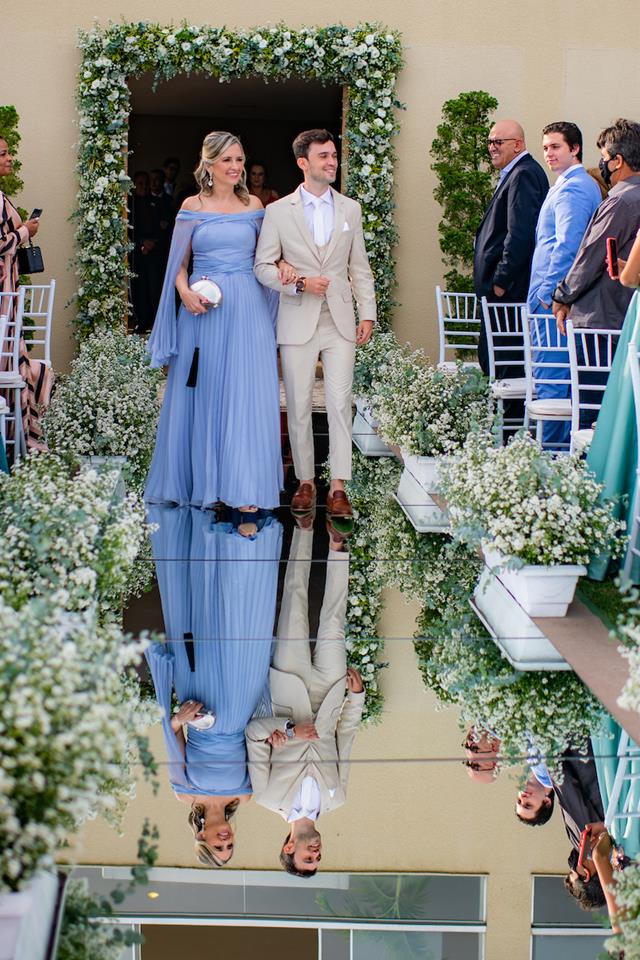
473 119 548 374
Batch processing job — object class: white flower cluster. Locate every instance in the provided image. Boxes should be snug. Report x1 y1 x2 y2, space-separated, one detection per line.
369 340 494 456
44 327 162 494
618 616 640 715
0 451 151 619
75 21 402 334
606 861 640 958
439 431 624 565
0 597 160 892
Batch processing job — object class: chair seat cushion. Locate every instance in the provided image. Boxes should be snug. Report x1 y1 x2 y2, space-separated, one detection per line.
527 398 572 418
491 377 527 399
572 428 593 453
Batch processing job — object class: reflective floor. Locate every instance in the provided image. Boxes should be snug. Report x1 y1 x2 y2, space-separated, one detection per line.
71 419 630 959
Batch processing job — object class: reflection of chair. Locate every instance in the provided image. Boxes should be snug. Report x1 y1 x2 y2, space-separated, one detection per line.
0 288 26 462
522 309 571 449
21 280 55 368
623 345 640 582
481 297 527 442
436 286 481 371
566 320 620 456
604 730 640 835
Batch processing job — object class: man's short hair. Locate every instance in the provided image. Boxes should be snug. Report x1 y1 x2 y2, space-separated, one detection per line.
163 156 179 168
279 832 317 879
292 129 335 161
597 118 640 172
542 122 583 162
515 790 554 826
563 848 607 909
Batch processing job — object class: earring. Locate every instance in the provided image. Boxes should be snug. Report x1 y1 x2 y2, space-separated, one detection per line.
207 174 213 188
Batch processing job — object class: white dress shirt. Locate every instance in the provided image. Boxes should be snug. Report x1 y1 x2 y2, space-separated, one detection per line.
300 185 334 246
288 775 335 822
496 150 529 190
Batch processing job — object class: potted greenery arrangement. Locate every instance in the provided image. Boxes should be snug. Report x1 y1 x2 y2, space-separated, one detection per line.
44 327 162 495
351 330 402 456
439 432 624 616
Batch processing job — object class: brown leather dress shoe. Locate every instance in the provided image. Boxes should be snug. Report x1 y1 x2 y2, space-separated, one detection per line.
326 489 353 518
291 482 316 513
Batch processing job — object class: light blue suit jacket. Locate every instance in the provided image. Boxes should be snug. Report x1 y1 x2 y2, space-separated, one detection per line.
527 164 602 311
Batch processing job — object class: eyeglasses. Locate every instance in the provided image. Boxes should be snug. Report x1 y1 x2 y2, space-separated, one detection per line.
487 138 518 147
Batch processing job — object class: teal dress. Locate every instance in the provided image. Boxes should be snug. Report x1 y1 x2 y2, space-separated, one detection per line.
0 436 8 474
586 292 640 580
593 716 640 859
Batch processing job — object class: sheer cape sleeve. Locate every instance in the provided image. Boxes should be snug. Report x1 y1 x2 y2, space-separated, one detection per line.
145 640 189 790
147 212 200 368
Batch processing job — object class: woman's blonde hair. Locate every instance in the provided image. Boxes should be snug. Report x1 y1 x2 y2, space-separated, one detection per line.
194 131 250 204
188 799 240 867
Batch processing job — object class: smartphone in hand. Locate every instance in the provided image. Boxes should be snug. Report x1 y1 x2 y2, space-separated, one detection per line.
29 208 43 221
606 236 619 279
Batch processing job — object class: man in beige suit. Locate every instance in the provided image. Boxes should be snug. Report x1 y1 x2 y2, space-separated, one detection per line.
245 524 365 876
254 129 376 517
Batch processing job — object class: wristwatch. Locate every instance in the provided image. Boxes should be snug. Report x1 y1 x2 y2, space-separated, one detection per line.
284 719 296 739
295 276 306 294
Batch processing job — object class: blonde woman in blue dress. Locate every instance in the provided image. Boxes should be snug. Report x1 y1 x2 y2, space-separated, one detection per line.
145 131 283 515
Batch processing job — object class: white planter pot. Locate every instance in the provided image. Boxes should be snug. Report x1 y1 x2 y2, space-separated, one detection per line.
354 396 379 429
352 398 392 457
400 449 443 493
482 545 586 618
0 873 63 960
79 455 128 499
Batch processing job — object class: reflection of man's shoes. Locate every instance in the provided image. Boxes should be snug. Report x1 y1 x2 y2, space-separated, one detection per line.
326 489 353 518
295 509 316 531
326 515 350 549
291 482 316 513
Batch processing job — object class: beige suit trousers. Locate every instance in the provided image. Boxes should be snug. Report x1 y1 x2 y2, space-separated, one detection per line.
280 303 355 482
273 527 348 716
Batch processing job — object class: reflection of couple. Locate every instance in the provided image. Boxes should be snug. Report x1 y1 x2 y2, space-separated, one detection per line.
145 127 376 520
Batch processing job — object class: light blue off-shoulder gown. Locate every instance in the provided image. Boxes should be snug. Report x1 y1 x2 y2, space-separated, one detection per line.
146 505 282 796
145 210 283 509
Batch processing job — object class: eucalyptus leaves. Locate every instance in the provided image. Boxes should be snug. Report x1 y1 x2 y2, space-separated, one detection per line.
75 21 402 335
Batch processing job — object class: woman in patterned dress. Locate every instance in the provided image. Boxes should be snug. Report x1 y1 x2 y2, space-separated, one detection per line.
0 136 52 453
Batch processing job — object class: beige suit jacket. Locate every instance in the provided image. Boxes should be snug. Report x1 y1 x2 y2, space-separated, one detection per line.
245 673 365 818
254 186 377 345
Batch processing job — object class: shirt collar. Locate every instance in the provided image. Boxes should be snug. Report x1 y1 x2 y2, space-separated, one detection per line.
554 162 583 186
499 150 529 181
300 184 333 207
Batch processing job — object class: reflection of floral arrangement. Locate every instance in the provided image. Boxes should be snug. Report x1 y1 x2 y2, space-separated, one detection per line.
44 328 162 494
606 862 640 958
414 613 606 769
75 22 403 335
374 352 493 456
439 431 624 565
0 597 160 892
0 451 151 619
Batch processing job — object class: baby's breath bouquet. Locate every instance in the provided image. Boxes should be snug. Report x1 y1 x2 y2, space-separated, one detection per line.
375 353 493 456
352 329 404 407
439 432 624 565
0 597 160 892
44 327 162 493
606 862 640 958
0 451 152 618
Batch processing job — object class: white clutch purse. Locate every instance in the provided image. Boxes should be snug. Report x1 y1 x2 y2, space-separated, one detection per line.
189 277 223 309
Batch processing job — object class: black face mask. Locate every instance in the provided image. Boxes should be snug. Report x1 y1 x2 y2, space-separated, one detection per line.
599 155 618 187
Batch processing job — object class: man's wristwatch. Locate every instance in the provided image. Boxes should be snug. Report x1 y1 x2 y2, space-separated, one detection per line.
284 719 296 739
295 276 306 294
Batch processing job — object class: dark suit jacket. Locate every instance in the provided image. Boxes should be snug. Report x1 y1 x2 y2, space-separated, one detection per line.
553 744 605 851
474 153 549 303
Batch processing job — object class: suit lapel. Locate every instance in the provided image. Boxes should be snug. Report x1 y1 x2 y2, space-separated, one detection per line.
477 158 526 234
291 186 321 263
321 188 346 264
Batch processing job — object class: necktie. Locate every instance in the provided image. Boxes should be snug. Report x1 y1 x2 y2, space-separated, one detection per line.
312 198 325 247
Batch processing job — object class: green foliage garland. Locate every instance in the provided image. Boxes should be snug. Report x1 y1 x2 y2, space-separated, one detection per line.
75 21 403 335
431 91 498 291
0 104 24 200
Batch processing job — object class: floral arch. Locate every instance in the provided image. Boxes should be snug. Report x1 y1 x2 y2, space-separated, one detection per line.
74 21 403 335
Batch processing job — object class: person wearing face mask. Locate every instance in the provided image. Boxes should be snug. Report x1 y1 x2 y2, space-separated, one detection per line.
553 118 640 336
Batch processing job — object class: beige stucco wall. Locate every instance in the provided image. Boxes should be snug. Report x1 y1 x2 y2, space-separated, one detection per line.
4 1 640 372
